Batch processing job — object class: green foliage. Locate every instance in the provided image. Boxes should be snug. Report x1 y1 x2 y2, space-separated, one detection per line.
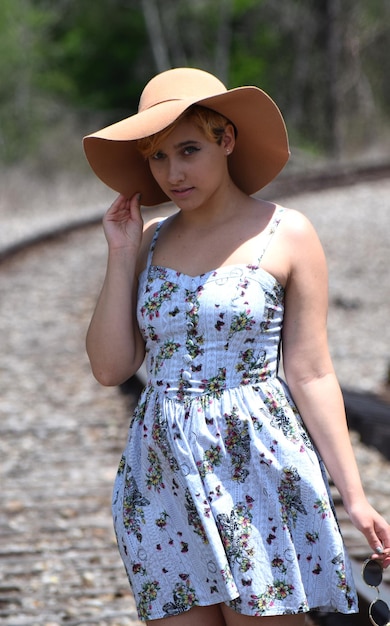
0 0 389 164
0 0 54 160
230 5 281 90
36 0 150 112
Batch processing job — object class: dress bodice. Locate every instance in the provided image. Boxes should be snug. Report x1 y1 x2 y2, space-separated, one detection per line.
137 209 285 400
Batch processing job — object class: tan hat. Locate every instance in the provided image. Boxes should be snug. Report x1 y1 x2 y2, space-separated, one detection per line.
83 67 290 206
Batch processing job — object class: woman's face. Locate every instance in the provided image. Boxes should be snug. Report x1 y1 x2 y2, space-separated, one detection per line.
147 118 235 212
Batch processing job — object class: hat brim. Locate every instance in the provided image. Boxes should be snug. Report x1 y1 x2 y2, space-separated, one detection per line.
83 86 289 206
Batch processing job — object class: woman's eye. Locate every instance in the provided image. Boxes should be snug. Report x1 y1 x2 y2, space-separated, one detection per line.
183 145 200 156
151 151 165 160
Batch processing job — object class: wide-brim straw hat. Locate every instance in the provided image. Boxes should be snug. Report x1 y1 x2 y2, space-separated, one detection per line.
83 67 290 206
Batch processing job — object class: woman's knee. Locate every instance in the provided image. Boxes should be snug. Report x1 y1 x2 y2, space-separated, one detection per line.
146 603 226 625
146 602 307 625
220 603 306 625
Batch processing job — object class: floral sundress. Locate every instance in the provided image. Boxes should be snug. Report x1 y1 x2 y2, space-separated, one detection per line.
112 206 358 621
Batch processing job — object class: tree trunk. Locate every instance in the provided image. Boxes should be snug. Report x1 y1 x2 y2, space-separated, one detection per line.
325 0 343 158
214 0 233 84
140 0 171 72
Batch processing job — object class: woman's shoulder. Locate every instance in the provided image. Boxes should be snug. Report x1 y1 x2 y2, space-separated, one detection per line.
277 204 313 228
136 216 164 275
276 205 321 246
267 204 326 281
142 216 162 240
137 212 179 274
275 205 327 287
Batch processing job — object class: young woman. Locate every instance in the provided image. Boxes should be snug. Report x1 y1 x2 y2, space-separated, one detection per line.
83 68 390 625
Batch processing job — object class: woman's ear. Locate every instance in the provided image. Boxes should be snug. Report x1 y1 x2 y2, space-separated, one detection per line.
222 123 236 155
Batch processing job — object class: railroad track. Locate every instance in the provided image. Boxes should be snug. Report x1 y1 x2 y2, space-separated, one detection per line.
1 159 390 265
0 163 389 625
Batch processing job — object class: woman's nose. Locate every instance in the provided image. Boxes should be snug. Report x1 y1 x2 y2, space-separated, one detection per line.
167 159 184 184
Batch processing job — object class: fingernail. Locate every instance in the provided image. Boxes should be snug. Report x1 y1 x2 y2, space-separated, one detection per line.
376 546 384 554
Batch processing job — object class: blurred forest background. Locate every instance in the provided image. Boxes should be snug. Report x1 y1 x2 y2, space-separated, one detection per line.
1 0 390 183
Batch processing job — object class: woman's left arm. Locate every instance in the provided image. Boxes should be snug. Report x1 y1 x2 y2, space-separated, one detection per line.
280 209 390 566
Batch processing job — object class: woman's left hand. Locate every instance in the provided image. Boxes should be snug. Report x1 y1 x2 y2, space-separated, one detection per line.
347 499 390 567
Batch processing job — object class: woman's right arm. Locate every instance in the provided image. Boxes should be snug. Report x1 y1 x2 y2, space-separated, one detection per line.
86 193 146 386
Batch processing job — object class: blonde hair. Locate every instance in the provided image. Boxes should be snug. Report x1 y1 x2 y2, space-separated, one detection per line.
136 105 233 159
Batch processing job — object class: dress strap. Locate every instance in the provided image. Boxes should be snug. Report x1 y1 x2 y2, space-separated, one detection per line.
145 219 166 270
256 205 286 264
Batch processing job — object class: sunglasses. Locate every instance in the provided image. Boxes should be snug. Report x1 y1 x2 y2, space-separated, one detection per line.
362 559 390 626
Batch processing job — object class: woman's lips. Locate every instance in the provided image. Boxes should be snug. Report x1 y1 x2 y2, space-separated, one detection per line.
170 187 194 198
